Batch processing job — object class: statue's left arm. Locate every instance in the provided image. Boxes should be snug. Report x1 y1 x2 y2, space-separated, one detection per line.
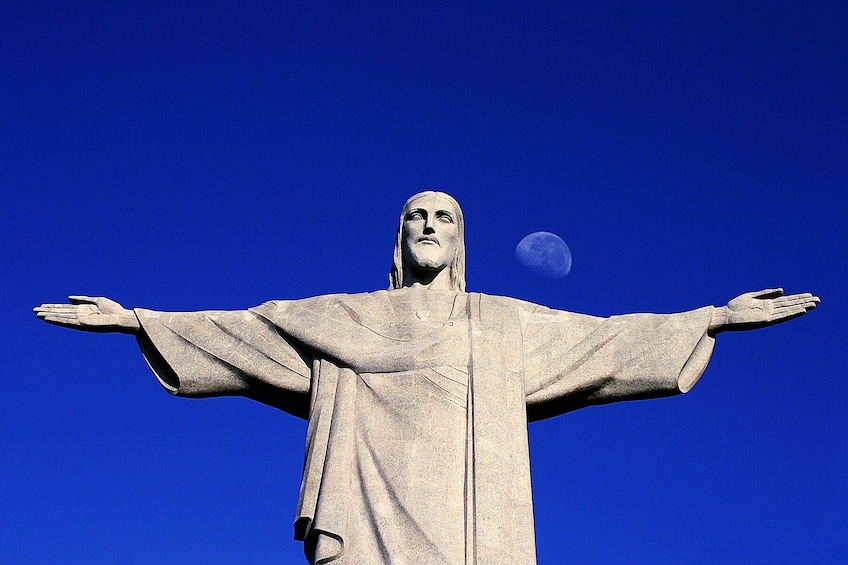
522 289 818 421
707 288 819 334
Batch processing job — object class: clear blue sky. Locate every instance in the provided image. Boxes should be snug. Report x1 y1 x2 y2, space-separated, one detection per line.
2 1 845 563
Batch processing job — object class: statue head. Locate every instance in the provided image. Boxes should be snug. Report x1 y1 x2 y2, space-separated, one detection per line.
390 191 466 291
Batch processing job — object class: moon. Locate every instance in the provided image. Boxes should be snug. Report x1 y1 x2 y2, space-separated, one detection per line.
515 231 572 278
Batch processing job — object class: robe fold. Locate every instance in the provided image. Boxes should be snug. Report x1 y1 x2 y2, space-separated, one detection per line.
134 289 715 565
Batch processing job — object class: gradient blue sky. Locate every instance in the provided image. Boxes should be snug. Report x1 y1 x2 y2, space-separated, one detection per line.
2 1 845 563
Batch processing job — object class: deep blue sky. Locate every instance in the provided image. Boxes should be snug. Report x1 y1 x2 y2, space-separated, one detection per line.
2 1 845 563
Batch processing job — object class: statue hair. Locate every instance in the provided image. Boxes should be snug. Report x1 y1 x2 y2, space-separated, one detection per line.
390 191 466 292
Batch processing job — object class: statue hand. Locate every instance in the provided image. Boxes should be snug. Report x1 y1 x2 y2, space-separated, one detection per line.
34 296 140 334
710 288 820 334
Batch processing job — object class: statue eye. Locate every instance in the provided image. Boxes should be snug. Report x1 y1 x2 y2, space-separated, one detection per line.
437 213 454 223
407 211 424 221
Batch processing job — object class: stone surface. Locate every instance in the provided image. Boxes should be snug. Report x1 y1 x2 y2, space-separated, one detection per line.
34 191 819 565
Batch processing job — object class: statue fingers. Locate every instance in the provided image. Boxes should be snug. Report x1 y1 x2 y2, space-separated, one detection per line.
34 305 83 316
36 309 79 319
785 296 819 311
34 304 101 325
778 292 814 301
37 313 81 326
773 294 816 308
773 299 818 311
769 305 809 323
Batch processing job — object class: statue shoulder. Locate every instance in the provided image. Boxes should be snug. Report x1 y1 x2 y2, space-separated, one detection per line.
475 292 542 313
252 290 394 324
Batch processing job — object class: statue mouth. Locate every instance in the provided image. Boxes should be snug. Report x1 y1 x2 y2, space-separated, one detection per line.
417 237 440 246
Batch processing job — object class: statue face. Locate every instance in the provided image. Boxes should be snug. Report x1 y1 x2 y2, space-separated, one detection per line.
402 193 459 272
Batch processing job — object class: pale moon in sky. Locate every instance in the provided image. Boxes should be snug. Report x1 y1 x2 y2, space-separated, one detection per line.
515 231 572 278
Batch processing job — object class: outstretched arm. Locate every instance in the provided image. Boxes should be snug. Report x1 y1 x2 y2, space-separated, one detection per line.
708 288 819 335
34 296 140 334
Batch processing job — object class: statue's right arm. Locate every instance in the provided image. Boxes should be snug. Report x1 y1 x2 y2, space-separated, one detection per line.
34 296 140 335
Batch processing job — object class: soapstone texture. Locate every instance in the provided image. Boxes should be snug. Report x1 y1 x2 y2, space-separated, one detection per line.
136 290 715 564
34 191 819 565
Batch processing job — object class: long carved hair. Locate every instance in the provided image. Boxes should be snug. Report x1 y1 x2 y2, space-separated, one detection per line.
389 191 466 291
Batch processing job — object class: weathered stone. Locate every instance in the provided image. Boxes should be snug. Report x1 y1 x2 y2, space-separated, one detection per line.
34 191 819 565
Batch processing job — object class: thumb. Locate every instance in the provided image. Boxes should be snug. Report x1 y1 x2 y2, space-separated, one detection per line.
750 288 784 300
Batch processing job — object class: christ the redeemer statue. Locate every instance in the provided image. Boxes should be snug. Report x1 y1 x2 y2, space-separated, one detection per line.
35 191 819 565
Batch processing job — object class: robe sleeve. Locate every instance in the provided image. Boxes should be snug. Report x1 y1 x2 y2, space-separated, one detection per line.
134 305 312 419
523 305 715 421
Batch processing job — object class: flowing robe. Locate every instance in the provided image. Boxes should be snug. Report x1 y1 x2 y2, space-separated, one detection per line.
134 288 715 565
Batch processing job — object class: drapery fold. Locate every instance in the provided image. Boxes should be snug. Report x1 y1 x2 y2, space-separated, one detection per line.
134 290 715 564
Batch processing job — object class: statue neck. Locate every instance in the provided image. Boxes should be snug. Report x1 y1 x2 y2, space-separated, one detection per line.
402 265 453 290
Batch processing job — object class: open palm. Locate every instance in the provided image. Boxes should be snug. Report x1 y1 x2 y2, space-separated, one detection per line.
34 296 139 334
723 288 819 330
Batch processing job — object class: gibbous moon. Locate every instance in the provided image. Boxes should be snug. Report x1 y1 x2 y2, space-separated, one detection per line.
515 231 572 278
